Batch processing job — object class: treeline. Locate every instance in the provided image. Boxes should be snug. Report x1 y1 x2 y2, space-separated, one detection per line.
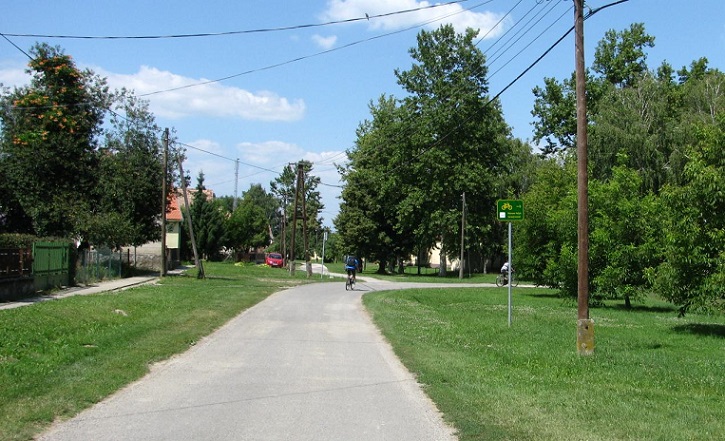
0 43 172 249
0 43 330 264
335 24 724 315
179 162 330 263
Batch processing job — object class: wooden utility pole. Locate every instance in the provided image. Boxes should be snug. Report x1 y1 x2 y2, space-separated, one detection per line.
281 200 287 270
575 0 593 355
160 128 169 277
289 164 300 276
177 155 204 279
299 164 312 278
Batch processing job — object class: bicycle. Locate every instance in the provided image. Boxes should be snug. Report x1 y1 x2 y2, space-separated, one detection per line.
345 272 356 290
495 272 518 287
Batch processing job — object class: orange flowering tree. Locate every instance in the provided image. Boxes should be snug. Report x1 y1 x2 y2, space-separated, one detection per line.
0 43 110 237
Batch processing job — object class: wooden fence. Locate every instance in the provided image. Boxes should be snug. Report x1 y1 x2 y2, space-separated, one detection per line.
0 248 33 279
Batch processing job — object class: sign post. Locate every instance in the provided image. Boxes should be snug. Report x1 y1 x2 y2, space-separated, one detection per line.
497 200 524 326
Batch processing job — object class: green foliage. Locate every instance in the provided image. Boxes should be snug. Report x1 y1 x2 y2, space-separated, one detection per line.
515 156 576 287
336 95 415 270
225 195 270 253
532 23 656 156
589 166 662 306
522 22 725 314
0 44 166 249
95 92 165 247
592 23 655 88
0 234 42 249
185 172 226 261
0 44 108 237
651 113 725 315
338 25 519 273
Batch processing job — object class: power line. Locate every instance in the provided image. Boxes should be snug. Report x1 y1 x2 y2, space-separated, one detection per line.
0 32 32 59
488 4 572 80
139 0 496 97
2 0 471 40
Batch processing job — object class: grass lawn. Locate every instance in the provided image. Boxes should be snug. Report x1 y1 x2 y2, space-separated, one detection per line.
364 286 725 441
328 261 501 284
0 262 321 441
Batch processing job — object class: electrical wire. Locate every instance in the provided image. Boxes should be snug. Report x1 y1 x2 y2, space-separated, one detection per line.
185 0 576 188
2 1 471 39
488 4 572 80
138 0 496 97
3 1 629 205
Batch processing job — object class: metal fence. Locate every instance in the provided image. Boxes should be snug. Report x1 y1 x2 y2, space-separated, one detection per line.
76 247 124 285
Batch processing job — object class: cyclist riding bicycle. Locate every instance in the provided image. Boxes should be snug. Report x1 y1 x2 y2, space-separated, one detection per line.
345 255 359 283
501 261 514 284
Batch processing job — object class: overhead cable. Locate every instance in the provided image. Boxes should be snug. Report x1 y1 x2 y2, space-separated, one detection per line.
2 0 470 40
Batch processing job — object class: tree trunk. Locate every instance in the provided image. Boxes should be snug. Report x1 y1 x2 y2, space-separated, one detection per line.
439 241 447 277
376 259 387 274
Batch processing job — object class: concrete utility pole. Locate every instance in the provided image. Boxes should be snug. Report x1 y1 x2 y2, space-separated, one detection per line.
160 128 169 276
575 0 594 355
233 158 239 211
177 155 204 279
459 192 466 280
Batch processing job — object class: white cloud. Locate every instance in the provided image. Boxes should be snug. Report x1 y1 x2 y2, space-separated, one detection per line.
1 63 306 122
312 34 339 50
100 66 306 122
0 63 30 89
233 141 345 224
320 0 508 39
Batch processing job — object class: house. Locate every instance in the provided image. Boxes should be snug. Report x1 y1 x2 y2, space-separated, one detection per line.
164 192 184 267
121 190 189 271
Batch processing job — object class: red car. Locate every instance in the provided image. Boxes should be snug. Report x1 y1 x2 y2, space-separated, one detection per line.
265 253 284 268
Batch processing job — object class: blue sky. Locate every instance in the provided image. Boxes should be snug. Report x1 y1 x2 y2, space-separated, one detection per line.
2 0 724 228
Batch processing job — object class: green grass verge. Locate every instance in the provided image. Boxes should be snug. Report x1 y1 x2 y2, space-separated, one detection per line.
363 287 725 441
0 262 321 441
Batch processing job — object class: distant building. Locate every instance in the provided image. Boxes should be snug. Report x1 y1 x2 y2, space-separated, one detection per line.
122 188 213 271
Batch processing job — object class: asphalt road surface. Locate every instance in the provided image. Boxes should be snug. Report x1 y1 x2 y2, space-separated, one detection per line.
39 277 462 441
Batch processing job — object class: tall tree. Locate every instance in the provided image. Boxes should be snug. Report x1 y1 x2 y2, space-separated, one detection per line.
0 43 110 237
91 91 165 248
243 184 280 240
394 24 510 274
336 95 416 272
225 191 270 254
652 112 725 315
592 23 655 88
187 172 226 260
532 23 655 156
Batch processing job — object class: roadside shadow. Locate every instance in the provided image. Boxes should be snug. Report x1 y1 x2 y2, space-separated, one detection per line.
672 323 725 339
610 304 677 314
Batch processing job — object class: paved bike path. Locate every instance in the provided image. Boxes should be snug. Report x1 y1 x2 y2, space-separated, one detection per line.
39 278 461 441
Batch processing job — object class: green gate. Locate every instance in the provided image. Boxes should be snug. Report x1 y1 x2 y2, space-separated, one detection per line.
33 242 72 291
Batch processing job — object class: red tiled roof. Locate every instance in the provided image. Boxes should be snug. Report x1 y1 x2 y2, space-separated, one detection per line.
166 193 183 222
175 188 215 209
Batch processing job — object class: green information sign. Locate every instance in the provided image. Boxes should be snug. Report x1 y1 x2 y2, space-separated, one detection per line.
497 199 524 221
